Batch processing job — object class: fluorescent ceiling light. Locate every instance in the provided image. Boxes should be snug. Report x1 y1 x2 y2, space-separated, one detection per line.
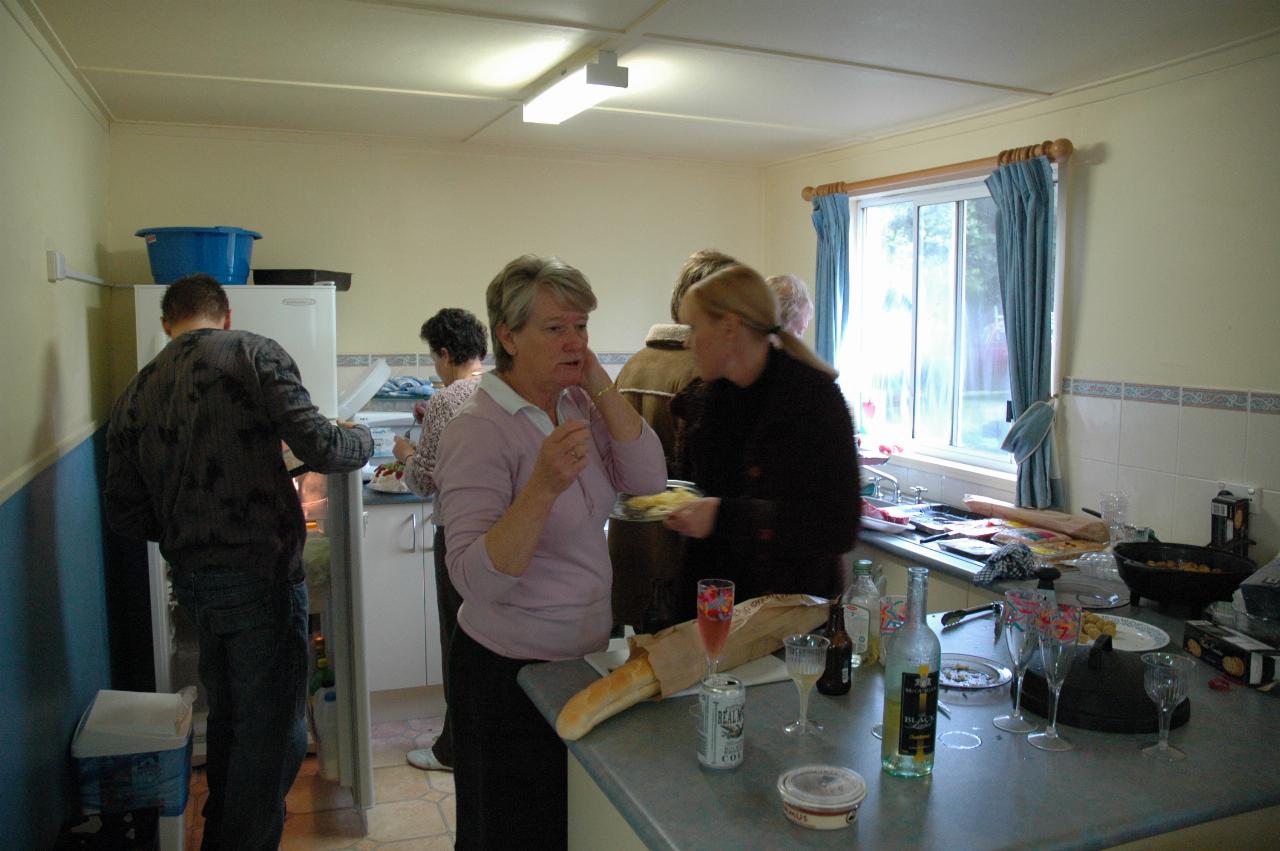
523 50 628 125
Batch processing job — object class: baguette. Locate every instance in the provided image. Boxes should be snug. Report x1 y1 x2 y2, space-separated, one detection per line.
556 656 660 741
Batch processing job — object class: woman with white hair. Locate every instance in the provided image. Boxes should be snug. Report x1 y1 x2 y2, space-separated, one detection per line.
666 264 858 613
435 255 665 849
767 273 814 337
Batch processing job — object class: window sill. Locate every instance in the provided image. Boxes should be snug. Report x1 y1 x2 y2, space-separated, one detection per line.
889 451 1016 494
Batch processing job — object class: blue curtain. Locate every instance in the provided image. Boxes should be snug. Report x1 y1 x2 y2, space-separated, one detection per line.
986 157 1063 508
811 192 850 365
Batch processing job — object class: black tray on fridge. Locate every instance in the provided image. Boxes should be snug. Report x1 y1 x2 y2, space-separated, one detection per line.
253 269 351 291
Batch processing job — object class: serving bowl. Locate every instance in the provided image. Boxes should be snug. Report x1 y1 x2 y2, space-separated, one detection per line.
1112 542 1256 610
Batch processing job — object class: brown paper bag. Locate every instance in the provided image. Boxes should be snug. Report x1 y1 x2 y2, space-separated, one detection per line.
628 594 830 699
963 495 1110 543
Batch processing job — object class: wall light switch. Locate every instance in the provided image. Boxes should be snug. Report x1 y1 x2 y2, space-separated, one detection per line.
46 249 64 282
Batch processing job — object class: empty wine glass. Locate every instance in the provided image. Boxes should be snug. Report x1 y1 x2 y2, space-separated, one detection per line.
696 579 734 685
1141 652 1196 761
783 634 829 736
1027 603 1082 752
993 590 1046 733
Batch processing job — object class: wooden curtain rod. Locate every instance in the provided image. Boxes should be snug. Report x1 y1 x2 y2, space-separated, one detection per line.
800 138 1073 202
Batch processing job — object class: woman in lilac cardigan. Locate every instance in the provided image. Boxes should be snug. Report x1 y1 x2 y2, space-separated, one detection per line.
435 255 665 850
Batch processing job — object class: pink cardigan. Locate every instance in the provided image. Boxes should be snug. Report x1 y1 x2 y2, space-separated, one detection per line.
435 374 665 661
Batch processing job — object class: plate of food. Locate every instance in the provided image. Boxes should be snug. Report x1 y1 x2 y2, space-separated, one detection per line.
860 516 913 534
1077 612 1169 652
611 480 702 522
938 653 1013 690
368 461 409 493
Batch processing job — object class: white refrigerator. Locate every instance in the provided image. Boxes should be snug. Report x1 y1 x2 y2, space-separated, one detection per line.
133 284 379 811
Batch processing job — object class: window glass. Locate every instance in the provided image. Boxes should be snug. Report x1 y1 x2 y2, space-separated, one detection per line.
839 181 1043 470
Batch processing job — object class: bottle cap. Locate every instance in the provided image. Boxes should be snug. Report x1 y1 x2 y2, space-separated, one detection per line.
853 561 872 576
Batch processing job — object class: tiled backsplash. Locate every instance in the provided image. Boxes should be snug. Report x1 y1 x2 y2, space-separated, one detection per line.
1061 376 1278 563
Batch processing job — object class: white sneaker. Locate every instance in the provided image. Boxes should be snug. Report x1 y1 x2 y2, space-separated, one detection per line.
407 747 452 771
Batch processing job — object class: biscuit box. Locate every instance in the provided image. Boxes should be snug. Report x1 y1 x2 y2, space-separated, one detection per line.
1183 620 1279 686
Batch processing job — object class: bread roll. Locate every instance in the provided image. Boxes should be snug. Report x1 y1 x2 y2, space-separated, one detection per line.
556 656 660 741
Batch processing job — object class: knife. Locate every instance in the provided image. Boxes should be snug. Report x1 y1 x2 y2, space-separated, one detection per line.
940 602 1001 629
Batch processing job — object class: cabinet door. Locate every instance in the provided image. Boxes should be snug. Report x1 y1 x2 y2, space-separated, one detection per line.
363 503 428 692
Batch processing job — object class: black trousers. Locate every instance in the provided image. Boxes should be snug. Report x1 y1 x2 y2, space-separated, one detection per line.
449 627 567 850
431 525 462 766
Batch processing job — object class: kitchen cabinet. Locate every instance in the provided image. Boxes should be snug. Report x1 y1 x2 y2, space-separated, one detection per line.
362 497 442 693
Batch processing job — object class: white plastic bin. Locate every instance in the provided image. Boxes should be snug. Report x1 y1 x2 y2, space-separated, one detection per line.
72 689 196 851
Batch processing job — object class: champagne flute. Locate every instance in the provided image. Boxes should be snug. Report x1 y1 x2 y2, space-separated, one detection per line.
1027 603 1082 752
993 590 1046 733
783 633 829 736
696 579 735 685
1141 652 1196 761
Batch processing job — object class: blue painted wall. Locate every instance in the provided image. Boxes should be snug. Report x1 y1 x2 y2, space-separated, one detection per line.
0 427 151 848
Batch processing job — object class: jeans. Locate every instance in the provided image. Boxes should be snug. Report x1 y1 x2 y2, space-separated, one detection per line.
171 568 309 851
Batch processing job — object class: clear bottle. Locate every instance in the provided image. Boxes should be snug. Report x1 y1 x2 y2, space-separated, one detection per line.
855 558 887 598
315 688 340 780
842 562 881 668
881 566 941 778
817 603 853 695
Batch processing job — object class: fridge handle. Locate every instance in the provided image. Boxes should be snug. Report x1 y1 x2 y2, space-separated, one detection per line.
410 511 418 553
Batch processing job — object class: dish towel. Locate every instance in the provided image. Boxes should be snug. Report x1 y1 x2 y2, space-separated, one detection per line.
378 376 435 398
973 543 1040 586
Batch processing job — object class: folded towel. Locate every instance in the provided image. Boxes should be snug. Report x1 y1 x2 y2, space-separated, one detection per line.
973 543 1040 586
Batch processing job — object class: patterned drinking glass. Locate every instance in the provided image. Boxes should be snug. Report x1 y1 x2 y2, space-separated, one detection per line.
993 589 1047 733
696 579 735 685
1027 603 1082 752
1141 652 1196 761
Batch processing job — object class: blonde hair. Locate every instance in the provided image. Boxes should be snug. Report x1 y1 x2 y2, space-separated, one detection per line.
670 249 737 322
485 255 597 373
684 265 836 378
766 274 813 337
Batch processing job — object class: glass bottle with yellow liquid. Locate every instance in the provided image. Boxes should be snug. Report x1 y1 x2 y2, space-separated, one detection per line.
881 566 941 777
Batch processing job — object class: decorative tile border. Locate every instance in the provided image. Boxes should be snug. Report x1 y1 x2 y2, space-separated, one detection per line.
1064 378 1122 398
1181 387 1248 411
337 352 636 369
1122 383 1180 405
1065 377 1276 413
1252 392 1280 414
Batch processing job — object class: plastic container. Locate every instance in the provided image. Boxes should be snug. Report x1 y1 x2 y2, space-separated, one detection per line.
314 689 339 780
777 765 867 830
135 226 263 284
71 689 195 818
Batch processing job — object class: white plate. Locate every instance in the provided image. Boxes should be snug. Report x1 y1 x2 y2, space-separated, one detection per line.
584 639 790 698
1079 615 1170 652
861 516 913 534
938 653 1013 690
1053 577 1128 610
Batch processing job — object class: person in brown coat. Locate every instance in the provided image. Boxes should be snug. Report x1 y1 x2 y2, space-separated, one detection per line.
609 249 737 631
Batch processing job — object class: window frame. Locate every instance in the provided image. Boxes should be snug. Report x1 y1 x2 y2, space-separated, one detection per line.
843 171 1060 476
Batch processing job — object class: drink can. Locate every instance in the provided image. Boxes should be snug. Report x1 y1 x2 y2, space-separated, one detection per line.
697 676 745 769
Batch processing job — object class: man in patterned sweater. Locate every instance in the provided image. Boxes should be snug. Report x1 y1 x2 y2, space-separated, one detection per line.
105 274 372 851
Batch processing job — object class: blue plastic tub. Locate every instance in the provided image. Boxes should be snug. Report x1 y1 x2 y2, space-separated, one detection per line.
135 226 262 284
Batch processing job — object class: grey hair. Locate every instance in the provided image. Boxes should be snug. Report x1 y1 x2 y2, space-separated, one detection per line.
485 255 597 373
766 274 814 337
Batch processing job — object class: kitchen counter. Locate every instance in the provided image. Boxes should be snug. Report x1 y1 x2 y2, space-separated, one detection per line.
519 596 1280 850
362 484 429 506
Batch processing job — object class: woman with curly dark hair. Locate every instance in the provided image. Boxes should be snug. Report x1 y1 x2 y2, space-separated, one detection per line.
392 306 487 772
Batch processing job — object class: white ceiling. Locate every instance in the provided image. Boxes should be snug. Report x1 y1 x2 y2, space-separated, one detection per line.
24 0 1280 165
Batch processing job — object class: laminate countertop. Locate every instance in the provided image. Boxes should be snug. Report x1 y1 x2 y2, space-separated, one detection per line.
519 569 1280 850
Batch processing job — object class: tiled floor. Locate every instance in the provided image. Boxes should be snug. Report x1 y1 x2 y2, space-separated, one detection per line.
184 716 456 849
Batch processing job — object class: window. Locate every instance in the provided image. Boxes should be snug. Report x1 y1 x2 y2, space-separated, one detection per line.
837 179 1051 470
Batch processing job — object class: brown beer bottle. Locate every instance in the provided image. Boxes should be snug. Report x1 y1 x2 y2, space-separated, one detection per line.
817 602 853 695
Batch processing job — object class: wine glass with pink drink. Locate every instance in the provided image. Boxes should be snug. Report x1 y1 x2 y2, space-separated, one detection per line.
697 579 735 685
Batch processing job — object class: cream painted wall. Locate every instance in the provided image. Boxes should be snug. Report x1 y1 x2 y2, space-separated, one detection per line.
106 126 763 373
762 34 1280 393
0 1 111 502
